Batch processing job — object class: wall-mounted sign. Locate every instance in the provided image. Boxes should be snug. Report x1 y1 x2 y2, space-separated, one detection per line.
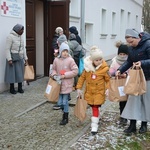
0 0 22 18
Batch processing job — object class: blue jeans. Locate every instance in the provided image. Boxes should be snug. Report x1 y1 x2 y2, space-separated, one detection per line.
57 94 69 113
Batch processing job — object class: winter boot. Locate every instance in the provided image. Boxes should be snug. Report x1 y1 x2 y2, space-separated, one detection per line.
10 83 17 94
60 112 68 125
119 117 127 125
18 82 24 93
91 116 99 135
124 120 136 135
139 121 147 134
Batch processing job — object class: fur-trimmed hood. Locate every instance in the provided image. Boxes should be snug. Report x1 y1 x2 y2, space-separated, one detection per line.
84 56 108 72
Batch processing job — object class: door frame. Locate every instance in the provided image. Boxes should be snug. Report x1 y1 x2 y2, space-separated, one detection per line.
43 0 70 76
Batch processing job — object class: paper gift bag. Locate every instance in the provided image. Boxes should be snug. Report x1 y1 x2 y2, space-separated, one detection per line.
139 68 146 95
108 77 128 102
74 97 87 122
124 67 146 96
44 78 60 102
24 65 35 80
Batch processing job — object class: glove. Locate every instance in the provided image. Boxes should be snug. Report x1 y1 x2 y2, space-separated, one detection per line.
53 75 61 85
53 75 61 81
105 89 109 97
77 89 83 98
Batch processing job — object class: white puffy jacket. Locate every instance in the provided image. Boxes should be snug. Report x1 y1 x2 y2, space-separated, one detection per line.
5 30 28 61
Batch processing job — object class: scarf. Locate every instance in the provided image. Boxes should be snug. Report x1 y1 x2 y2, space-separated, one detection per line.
115 55 127 65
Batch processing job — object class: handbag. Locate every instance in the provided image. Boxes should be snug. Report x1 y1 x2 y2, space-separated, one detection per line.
44 77 61 102
24 65 35 80
11 53 21 61
74 97 87 122
108 77 128 102
124 67 146 96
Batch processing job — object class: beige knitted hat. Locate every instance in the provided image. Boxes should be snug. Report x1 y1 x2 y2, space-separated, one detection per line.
90 46 103 61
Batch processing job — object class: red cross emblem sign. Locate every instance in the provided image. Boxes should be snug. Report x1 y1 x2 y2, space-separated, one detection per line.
0 0 22 18
1 2 9 14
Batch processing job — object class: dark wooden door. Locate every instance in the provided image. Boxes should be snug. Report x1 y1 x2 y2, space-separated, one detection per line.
44 0 70 76
26 0 36 78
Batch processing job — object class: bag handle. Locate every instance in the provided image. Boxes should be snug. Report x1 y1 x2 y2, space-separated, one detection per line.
131 64 141 70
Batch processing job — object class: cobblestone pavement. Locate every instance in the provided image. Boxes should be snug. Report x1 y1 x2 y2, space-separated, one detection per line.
0 77 150 150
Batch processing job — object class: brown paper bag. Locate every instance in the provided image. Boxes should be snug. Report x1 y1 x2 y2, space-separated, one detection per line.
74 97 87 122
24 65 35 80
44 78 61 102
124 67 146 96
108 77 128 102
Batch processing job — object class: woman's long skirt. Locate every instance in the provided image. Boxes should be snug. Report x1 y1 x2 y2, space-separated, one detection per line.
5 59 24 83
121 80 150 122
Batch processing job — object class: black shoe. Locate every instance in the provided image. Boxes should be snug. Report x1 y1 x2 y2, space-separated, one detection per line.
124 120 136 135
10 83 17 94
139 122 147 134
139 126 147 134
124 127 136 135
91 131 97 136
60 112 68 125
60 119 68 125
18 89 24 93
10 89 17 94
53 104 61 110
119 117 127 125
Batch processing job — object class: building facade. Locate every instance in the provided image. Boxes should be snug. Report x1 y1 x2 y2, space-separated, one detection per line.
0 0 143 92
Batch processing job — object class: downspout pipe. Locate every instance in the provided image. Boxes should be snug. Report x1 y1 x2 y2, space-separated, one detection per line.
80 0 85 43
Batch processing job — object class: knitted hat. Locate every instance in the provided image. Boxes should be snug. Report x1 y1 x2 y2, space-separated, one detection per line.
115 41 128 55
13 24 24 33
69 26 78 35
118 45 128 55
125 29 139 38
57 34 67 45
55 27 63 34
90 46 103 61
69 33 76 40
59 42 70 56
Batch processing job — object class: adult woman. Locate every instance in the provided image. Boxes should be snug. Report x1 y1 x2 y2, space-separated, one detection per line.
69 26 82 45
116 29 150 135
52 27 66 57
5 24 28 94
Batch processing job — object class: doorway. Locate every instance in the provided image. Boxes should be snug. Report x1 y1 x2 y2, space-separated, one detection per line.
26 0 70 78
44 0 69 76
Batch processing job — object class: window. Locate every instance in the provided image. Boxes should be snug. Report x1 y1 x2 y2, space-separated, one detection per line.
135 15 138 29
100 8 107 38
120 9 125 35
127 12 131 27
111 12 117 38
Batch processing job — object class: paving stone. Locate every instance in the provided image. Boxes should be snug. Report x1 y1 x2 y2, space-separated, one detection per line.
0 77 150 150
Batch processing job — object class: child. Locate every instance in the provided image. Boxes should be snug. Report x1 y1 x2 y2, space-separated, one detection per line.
109 41 128 125
54 34 67 57
76 46 110 135
51 42 78 125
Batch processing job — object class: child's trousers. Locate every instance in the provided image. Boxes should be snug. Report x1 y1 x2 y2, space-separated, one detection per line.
58 94 69 112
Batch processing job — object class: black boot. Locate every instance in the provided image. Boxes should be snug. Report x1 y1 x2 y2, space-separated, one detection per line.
10 83 17 94
124 120 136 135
139 121 147 134
18 82 24 93
60 112 68 125
119 101 127 115
119 117 127 125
